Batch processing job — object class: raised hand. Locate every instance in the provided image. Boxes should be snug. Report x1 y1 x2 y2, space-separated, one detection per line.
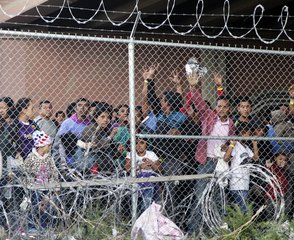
142 64 159 80
169 70 181 84
213 72 223 87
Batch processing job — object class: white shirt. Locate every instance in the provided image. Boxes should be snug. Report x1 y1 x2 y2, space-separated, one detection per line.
207 118 230 158
126 150 159 174
229 142 253 191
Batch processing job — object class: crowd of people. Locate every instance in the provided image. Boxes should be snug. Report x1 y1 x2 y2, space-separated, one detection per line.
0 66 293 236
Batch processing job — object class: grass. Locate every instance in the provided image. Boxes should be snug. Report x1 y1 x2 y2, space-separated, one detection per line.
57 202 132 240
214 205 294 240
49 202 294 240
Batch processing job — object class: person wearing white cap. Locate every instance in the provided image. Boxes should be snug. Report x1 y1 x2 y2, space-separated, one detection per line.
23 130 59 234
24 130 58 186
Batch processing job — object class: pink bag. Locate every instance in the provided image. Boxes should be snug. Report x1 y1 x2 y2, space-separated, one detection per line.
131 202 184 240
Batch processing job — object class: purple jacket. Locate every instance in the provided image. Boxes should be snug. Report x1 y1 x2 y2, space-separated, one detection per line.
190 88 235 164
12 119 39 159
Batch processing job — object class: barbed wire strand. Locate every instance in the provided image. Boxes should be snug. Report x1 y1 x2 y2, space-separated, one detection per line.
0 0 293 44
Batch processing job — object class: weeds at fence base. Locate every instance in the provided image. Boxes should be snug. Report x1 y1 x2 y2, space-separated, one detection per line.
214 205 294 240
57 204 294 240
58 204 131 240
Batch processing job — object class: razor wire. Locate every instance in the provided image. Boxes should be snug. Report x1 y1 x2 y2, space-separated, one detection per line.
0 30 293 239
202 164 285 234
0 0 293 44
0 160 286 239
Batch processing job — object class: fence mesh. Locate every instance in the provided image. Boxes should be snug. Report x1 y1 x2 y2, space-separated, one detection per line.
0 30 293 239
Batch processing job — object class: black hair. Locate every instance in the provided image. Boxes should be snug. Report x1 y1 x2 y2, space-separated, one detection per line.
280 103 288 107
90 101 100 108
117 104 129 112
136 136 148 144
135 105 144 124
135 105 143 112
93 102 112 119
273 151 288 160
39 100 51 109
15 98 32 118
258 108 272 124
66 102 76 118
250 118 265 131
55 110 65 118
238 96 252 106
0 97 15 119
100 102 113 113
117 104 129 110
163 91 183 112
75 98 90 106
236 122 252 135
0 97 14 108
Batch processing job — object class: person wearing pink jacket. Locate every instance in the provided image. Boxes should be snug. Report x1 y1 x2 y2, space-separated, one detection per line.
187 72 235 235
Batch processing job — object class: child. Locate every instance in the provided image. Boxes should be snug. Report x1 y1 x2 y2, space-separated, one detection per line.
125 138 161 213
24 130 59 234
264 152 289 219
214 142 230 187
266 152 288 200
224 123 259 213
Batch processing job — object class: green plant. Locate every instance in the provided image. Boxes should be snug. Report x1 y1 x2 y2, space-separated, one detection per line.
57 203 132 240
214 205 294 240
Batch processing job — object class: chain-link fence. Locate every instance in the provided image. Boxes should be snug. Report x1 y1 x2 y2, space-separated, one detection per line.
0 30 293 239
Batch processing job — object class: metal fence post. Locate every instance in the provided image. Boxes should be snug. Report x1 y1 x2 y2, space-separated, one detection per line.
129 11 141 226
128 39 138 226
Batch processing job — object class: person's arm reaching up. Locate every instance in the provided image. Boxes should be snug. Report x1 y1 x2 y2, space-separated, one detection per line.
169 70 183 95
213 72 225 97
187 72 210 115
142 65 161 117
